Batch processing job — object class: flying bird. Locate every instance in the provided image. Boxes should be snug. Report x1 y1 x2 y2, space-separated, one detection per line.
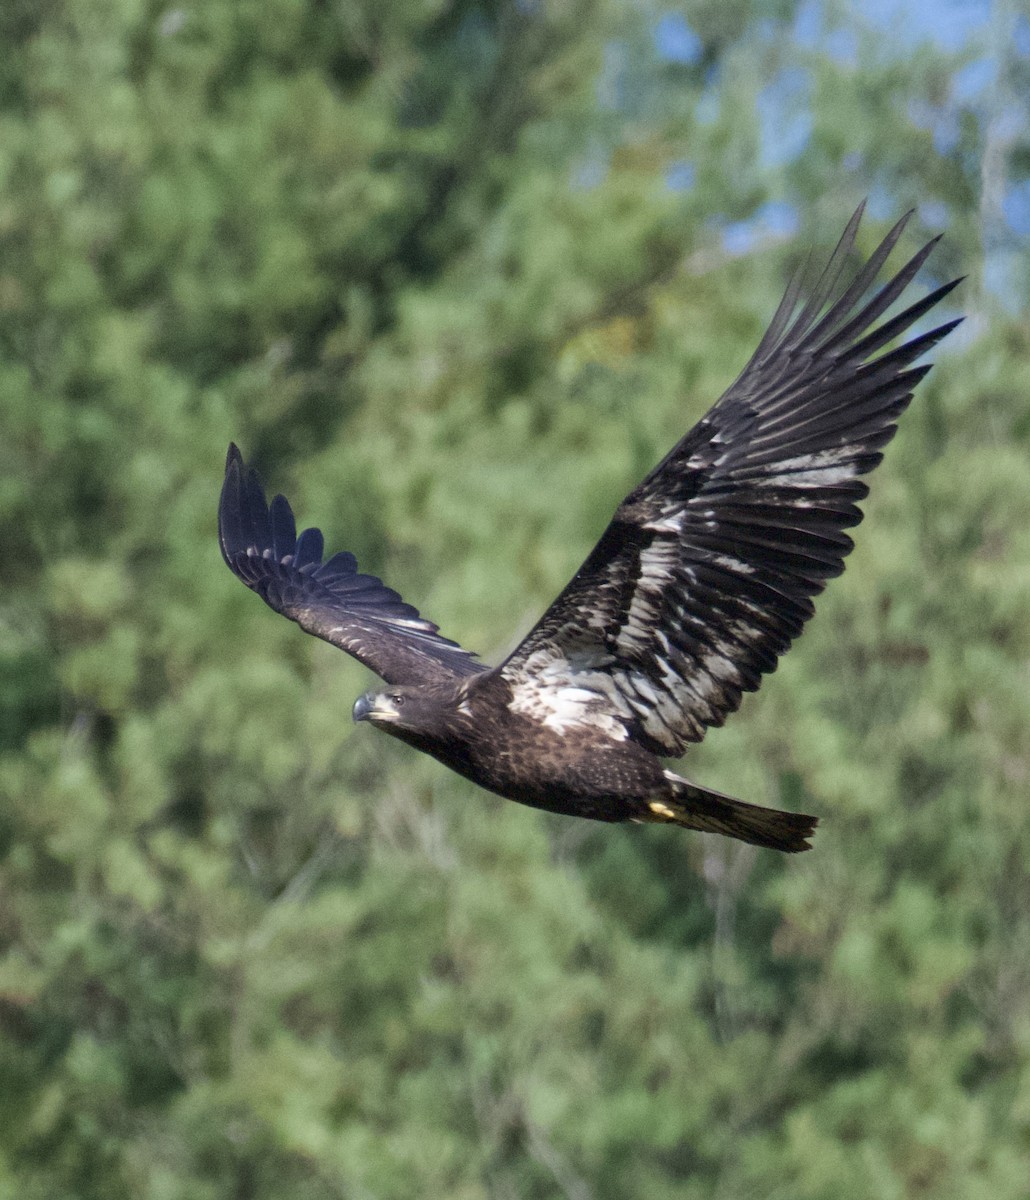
219 206 960 852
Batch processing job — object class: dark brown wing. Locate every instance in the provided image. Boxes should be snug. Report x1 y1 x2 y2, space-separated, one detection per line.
499 205 962 755
219 445 483 686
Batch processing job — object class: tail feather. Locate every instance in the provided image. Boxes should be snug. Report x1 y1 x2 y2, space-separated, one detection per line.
643 772 817 853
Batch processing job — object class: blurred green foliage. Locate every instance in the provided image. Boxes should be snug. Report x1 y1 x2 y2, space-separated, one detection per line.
2 1 1029 1197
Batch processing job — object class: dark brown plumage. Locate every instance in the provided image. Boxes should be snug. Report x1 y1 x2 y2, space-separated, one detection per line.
219 205 961 852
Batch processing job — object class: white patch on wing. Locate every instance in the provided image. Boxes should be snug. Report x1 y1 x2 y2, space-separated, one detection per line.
508 668 630 739
710 553 754 575
506 646 633 738
760 466 856 488
750 450 860 489
392 617 440 632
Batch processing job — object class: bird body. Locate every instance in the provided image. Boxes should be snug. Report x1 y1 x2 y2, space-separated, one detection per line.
353 674 667 819
349 675 815 849
220 205 961 853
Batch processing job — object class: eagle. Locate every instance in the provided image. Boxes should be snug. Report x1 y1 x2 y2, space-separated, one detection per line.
219 206 960 853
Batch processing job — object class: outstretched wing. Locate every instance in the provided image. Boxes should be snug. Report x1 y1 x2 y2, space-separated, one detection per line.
499 205 962 755
219 445 482 686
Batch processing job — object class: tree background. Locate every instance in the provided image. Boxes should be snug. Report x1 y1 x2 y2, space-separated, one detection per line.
2 1 1029 1196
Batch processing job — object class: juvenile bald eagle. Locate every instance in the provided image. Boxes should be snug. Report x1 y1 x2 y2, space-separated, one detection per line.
219 206 960 852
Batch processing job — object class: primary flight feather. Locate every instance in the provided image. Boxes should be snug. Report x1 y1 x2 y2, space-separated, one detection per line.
219 205 961 852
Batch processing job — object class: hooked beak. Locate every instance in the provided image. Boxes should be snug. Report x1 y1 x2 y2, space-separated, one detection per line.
352 692 397 724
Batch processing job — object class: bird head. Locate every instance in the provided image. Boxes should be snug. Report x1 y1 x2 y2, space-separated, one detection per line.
352 686 458 747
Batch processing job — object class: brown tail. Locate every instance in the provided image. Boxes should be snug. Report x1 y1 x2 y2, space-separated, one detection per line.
642 772 817 853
